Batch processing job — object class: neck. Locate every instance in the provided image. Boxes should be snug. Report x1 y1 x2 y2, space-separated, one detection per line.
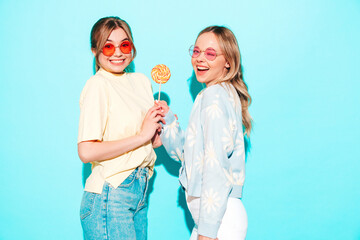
100 68 125 76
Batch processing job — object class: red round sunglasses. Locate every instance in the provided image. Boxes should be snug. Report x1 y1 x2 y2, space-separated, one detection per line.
102 40 132 56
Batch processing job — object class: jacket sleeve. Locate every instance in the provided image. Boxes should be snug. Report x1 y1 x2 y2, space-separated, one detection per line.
197 89 235 238
160 109 185 162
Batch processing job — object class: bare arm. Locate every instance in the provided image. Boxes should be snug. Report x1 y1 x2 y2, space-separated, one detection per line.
78 105 165 163
78 135 146 164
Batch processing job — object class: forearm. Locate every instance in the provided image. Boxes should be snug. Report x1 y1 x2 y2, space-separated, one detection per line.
78 134 148 163
78 104 164 163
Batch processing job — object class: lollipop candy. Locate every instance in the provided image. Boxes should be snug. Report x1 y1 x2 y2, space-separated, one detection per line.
151 64 171 84
151 64 171 100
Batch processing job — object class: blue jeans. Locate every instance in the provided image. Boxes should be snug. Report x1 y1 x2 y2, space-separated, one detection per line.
80 168 149 240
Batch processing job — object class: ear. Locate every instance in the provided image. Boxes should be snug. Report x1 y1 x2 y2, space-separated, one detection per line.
225 62 230 69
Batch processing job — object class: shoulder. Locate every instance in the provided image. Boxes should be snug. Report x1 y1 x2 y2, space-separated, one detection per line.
200 83 231 109
84 71 108 88
128 73 153 95
80 73 109 99
202 83 226 95
126 72 151 83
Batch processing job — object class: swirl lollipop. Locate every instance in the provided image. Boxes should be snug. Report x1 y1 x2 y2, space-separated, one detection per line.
151 64 171 101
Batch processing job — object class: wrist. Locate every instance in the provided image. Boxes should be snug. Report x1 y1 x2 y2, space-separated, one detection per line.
163 109 176 125
136 131 148 146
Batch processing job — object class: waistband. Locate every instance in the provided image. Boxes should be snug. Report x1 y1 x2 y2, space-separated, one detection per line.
133 167 149 178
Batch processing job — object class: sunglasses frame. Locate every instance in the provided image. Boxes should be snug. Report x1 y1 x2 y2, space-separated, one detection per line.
102 40 133 57
189 45 223 61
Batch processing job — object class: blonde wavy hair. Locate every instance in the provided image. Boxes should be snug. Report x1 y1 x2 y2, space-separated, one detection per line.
90 16 136 71
197 26 252 136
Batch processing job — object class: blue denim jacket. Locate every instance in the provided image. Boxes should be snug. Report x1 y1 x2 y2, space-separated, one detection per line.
160 83 246 238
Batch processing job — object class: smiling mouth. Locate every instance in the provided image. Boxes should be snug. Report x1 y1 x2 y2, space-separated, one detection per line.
110 59 125 64
197 66 209 71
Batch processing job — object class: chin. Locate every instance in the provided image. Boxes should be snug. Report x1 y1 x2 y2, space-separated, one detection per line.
106 66 127 74
196 77 209 84
195 75 205 82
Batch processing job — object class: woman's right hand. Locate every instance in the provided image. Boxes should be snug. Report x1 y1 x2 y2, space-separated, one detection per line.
139 105 165 143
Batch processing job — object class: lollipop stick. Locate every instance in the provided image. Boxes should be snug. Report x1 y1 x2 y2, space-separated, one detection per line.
158 82 162 101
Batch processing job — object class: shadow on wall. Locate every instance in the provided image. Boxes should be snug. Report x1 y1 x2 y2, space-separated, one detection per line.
187 71 205 101
82 163 91 187
151 91 195 233
153 91 171 104
242 65 252 159
244 136 251 162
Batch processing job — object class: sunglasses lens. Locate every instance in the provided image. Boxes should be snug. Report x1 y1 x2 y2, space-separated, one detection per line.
205 49 217 61
103 43 115 56
120 41 132 54
189 46 200 58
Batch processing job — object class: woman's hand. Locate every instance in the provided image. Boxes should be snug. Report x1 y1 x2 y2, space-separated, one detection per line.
151 130 162 148
155 100 169 114
139 105 165 143
198 235 218 240
155 100 179 120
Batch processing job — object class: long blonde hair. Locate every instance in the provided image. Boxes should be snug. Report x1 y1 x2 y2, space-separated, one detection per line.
90 16 136 71
197 26 252 136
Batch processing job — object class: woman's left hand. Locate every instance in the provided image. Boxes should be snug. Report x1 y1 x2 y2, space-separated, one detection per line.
198 235 218 240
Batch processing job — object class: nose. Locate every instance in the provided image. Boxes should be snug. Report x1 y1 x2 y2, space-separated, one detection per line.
113 46 122 56
196 52 206 62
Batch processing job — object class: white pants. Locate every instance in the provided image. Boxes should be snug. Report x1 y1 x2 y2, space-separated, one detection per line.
187 195 248 240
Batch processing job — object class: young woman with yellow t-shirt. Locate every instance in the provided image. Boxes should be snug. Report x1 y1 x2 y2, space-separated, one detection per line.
77 16 164 240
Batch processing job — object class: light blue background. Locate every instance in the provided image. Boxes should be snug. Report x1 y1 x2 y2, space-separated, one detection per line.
1 0 359 239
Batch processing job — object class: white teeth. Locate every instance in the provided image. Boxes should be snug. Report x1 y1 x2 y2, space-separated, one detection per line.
197 66 209 70
197 67 209 70
111 60 124 63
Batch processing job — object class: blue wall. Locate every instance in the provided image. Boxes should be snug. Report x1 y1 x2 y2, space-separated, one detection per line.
1 0 359 239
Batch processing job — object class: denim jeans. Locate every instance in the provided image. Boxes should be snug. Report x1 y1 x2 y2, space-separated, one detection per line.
80 167 149 240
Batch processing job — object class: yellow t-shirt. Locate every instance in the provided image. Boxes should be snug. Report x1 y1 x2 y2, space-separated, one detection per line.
78 68 156 194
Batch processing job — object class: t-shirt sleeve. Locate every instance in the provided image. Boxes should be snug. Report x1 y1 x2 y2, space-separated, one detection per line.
78 77 109 143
